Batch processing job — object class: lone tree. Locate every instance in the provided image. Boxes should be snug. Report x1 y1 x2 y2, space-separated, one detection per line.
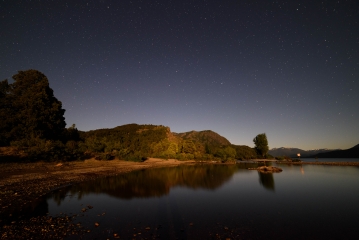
0 70 66 144
253 133 269 158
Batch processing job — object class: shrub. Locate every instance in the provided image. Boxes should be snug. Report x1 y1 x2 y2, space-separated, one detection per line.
11 138 67 161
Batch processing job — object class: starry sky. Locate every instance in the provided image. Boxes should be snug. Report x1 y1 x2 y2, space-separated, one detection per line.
1 0 358 150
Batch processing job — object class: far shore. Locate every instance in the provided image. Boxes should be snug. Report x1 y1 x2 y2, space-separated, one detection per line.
276 161 359 166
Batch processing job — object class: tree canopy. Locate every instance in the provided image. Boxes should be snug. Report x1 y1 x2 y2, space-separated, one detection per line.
0 70 66 145
253 133 269 158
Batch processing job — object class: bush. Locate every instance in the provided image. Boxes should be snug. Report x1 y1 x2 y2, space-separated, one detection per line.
11 138 67 161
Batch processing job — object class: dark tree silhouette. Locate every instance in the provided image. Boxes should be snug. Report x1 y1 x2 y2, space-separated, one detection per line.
0 70 66 143
253 133 269 158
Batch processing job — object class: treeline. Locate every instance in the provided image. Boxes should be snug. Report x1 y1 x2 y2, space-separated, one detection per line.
79 125 258 161
0 70 268 162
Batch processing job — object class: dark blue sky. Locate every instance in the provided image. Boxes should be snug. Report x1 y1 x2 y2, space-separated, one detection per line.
1 0 358 150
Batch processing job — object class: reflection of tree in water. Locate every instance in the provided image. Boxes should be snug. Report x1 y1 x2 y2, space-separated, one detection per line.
258 172 275 191
50 165 240 202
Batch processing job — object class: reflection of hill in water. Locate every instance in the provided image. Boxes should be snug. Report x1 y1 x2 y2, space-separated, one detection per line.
52 165 240 202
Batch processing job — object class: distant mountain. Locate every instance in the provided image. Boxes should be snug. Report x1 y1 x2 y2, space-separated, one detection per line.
173 130 231 146
268 147 339 158
311 144 359 158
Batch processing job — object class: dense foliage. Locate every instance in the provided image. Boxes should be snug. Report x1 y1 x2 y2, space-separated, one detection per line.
0 70 66 144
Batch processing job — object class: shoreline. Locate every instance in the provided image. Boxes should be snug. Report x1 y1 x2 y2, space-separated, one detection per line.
0 158 195 222
1 159 359 215
1 158 359 238
2 159 359 208
2 158 358 216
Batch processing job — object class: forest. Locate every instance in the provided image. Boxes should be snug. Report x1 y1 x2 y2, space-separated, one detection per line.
0 70 269 162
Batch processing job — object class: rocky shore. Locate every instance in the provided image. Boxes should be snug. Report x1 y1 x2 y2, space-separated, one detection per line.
0 158 194 239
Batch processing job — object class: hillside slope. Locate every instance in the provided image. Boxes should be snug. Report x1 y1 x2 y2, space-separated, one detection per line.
173 130 231 146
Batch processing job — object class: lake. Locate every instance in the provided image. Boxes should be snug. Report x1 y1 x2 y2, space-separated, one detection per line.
40 161 359 239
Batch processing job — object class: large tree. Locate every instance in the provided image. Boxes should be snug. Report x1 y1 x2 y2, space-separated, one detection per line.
0 70 66 144
253 133 269 158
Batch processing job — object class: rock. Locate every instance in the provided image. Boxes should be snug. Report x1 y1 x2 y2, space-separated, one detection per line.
248 166 283 173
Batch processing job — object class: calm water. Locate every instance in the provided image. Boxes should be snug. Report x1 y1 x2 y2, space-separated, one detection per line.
42 161 359 239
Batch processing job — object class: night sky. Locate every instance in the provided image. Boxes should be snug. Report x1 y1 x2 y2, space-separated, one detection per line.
1 0 358 150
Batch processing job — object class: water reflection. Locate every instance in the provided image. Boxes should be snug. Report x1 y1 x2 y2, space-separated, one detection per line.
238 162 277 191
258 172 275 191
51 164 242 203
300 165 305 174
40 163 359 239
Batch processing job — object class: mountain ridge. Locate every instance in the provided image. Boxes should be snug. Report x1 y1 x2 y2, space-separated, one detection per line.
311 144 359 158
269 145 358 158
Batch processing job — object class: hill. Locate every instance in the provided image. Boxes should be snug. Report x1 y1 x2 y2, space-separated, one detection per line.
79 124 256 161
80 124 171 160
172 130 256 160
173 130 231 146
311 144 359 158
